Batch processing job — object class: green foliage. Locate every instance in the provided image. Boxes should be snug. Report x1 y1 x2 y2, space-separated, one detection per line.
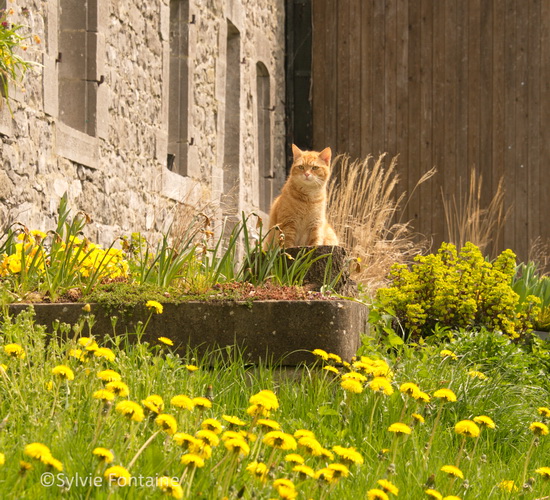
375 242 541 339
0 195 127 302
0 8 36 109
512 261 550 331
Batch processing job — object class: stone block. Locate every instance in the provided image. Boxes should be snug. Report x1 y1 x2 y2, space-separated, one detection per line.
8 299 368 366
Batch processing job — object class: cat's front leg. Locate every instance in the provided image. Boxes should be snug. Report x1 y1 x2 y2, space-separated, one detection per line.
306 228 323 246
280 222 297 248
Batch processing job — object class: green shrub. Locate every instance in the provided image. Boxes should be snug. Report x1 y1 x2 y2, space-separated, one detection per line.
375 242 540 339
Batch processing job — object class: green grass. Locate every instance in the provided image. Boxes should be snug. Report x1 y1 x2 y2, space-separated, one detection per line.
0 309 549 499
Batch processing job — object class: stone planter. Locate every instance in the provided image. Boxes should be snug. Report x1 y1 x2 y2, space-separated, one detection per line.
8 300 368 366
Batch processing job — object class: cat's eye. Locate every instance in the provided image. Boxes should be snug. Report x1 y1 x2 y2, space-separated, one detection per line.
298 165 304 170
312 166 319 170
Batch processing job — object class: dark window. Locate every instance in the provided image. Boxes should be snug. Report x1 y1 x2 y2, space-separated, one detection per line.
168 0 190 175
58 0 98 136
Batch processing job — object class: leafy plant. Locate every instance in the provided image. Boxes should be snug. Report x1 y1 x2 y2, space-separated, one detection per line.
375 242 541 339
0 195 128 301
512 261 550 331
0 7 36 108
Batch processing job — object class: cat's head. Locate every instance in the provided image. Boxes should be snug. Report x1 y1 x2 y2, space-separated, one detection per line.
290 144 332 188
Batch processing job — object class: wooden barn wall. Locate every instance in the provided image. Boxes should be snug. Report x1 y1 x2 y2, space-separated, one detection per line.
311 0 550 261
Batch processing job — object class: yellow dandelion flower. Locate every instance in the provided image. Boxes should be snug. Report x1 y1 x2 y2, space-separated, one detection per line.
157 476 184 499
105 381 130 397
93 389 115 402
535 466 550 479
78 337 98 351
425 489 443 499
222 414 246 426
323 365 339 374
367 488 389 500
273 478 295 490
497 480 518 492
440 349 457 360
285 453 305 464
0 452 4 466
19 460 33 473
142 395 165 414
185 364 199 372
82 303 91 313
320 448 334 460
4 343 25 359
195 429 220 447
327 463 349 478
276 484 298 500
155 414 178 435
173 433 201 449
293 464 315 478
97 370 121 383
433 388 457 402
249 389 279 411
377 478 399 495
440 465 463 479
468 370 488 380
342 371 368 383
454 420 480 438
327 353 342 363
315 467 337 483
412 413 425 424
92 448 114 463
529 421 549 436
416 391 431 403
332 445 364 465
69 349 88 362
24 443 52 461
158 337 173 346
538 407 550 418
171 395 194 410
388 422 412 435
200 418 222 434
312 349 329 360
221 430 245 442
192 397 212 410
256 418 281 431
42 455 63 471
224 437 250 456
369 377 394 396
293 429 315 439
473 415 496 429
246 461 269 481
246 404 270 417
115 401 144 422
341 378 364 394
400 382 421 398
263 431 297 450
94 347 116 362
51 365 74 381
146 300 163 314
104 465 131 486
297 436 323 456
442 496 461 500
180 453 205 468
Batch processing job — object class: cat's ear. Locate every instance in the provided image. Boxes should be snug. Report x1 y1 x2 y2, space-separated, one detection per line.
291 144 303 161
318 147 332 165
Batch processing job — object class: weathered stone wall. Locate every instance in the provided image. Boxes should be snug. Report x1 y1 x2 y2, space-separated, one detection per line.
0 0 286 246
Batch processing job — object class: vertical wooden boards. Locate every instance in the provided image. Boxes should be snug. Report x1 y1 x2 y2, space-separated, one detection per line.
540 1 550 246
309 0 550 261
526 0 541 253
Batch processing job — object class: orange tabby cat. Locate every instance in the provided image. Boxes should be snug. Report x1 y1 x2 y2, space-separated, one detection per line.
265 144 338 248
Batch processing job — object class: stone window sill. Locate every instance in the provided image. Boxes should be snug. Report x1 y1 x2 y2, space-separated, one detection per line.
55 121 99 169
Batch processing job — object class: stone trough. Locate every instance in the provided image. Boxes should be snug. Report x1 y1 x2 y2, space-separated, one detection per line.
6 246 368 365
8 299 368 366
